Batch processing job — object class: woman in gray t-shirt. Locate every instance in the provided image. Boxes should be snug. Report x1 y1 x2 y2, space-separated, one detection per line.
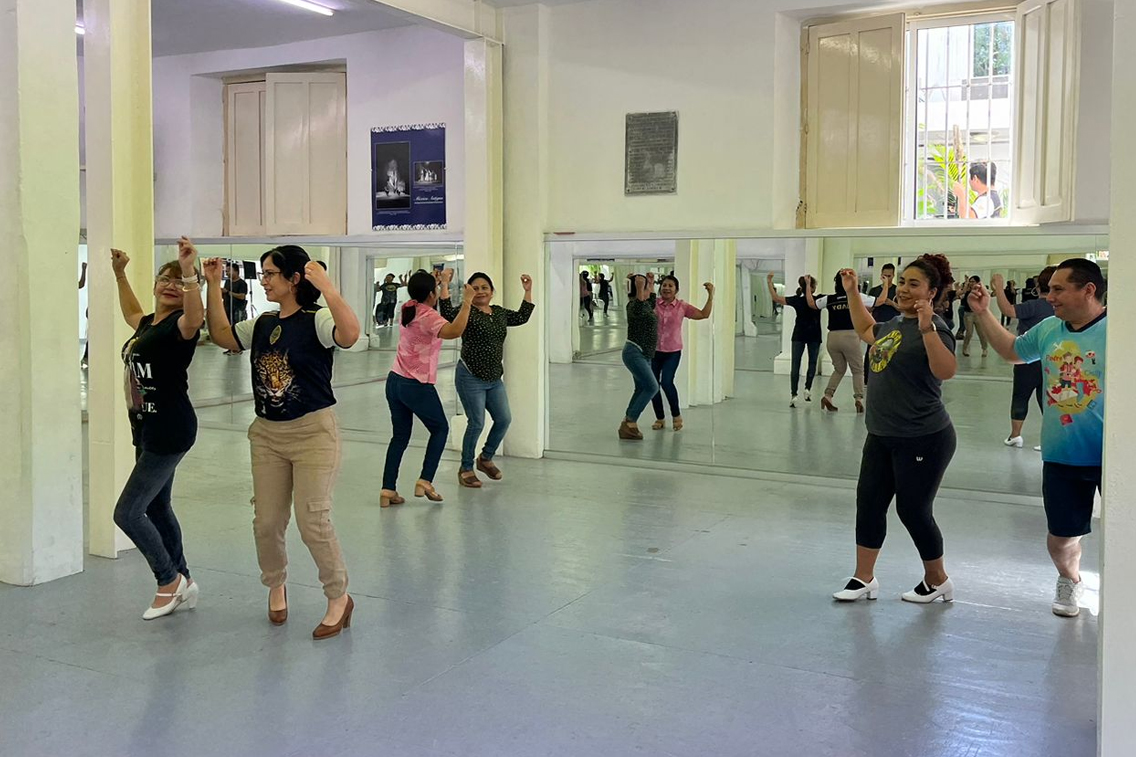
831 256 960 606
993 266 1057 449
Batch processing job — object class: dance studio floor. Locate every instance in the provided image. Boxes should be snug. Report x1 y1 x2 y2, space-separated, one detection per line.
0 427 1097 756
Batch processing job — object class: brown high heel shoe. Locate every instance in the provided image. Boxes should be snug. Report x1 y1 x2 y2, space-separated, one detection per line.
458 470 482 488
618 419 643 440
312 595 354 640
268 586 288 626
380 490 405 508
821 396 838 412
672 416 684 431
476 456 502 480
415 480 444 502
651 419 666 431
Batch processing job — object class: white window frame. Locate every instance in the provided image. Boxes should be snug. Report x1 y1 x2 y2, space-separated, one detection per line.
901 10 1016 227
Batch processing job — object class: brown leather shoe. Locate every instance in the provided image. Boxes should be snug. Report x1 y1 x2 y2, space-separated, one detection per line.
313 595 354 641
618 420 643 440
476 456 502 480
268 586 288 626
459 470 483 488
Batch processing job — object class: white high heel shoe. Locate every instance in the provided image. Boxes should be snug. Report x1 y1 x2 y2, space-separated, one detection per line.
142 576 197 621
833 576 879 601
901 578 954 604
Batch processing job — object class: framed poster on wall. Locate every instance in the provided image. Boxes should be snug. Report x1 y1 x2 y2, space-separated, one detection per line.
625 111 678 195
371 123 447 230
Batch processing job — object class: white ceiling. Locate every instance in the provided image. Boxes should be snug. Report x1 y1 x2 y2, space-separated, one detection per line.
77 0 413 57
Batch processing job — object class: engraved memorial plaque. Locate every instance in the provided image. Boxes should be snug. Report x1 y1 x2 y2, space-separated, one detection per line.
625 111 678 195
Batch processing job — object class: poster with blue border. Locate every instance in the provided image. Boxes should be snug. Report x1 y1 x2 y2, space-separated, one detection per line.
371 124 446 230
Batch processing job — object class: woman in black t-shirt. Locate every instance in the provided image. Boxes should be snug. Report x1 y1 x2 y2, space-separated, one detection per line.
831 255 959 606
205 246 362 641
767 272 823 407
619 273 658 440
113 237 204 621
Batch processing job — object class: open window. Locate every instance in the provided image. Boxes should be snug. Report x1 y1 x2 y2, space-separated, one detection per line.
224 72 347 236
801 0 1080 228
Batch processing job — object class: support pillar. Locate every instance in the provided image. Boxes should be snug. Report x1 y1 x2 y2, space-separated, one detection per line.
83 0 155 557
500 4 550 459
463 37 504 282
0 0 84 585
1100 1 1136 752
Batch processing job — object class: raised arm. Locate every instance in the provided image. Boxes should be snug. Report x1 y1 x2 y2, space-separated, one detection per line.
78 262 87 289
689 282 715 320
203 258 240 352
437 269 458 321
766 273 787 306
968 285 1023 363
110 249 145 331
840 269 878 345
440 283 474 339
638 273 654 302
304 262 360 348
915 300 957 381
991 273 1016 319
175 237 204 340
805 278 819 310
506 275 536 326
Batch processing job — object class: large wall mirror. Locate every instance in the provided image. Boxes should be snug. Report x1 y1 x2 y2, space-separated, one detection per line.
545 231 1109 500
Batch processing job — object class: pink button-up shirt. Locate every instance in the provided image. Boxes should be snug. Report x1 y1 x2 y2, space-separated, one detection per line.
654 298 701 353
393 302 448 384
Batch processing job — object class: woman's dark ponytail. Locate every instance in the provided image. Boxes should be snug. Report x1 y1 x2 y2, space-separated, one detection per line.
402 271 438 326
260 245 323 307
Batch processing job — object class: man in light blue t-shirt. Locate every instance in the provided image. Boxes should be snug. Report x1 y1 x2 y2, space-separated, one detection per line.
970 258 1106 619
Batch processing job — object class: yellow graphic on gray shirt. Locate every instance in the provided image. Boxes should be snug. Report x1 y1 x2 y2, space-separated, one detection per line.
869 329 903 373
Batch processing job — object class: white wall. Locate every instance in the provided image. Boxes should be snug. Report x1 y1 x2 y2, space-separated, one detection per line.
151 26 465 239
538 0 1113 234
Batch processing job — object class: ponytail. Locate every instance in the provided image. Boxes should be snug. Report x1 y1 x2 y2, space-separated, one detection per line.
402 271 438 326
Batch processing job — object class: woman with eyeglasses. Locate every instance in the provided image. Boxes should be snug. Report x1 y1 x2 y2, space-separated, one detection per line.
204 246 362 640
381 270 474 505
113 237 204 620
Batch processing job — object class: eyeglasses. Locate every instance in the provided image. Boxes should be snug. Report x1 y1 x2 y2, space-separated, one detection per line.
258 270 283 282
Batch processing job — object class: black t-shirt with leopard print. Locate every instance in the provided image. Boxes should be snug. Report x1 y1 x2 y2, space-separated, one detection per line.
234 307 339 421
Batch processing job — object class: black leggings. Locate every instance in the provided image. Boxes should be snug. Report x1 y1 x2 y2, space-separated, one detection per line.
790 340 820 395
855 425 957 561
1010 362 1044 421
651 350 682 419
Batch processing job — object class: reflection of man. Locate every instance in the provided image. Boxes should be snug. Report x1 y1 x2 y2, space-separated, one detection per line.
953 162 1003 219
222 262 248 325
864 264 898 384
969 258 1107 618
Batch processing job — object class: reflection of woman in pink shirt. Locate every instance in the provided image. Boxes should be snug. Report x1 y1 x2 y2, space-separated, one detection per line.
651 275 715 431
381 270 472 507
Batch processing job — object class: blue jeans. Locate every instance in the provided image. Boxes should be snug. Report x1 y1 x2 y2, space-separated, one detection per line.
113 448 190 585
651 350 682 419
383 372 449 490
455 361 512 471
622 342 659 422
790 340 821 395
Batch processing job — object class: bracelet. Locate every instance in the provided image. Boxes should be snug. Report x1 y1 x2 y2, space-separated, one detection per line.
181 275 198 283
180 282 201 291
115 276 127 282
919 325 935 334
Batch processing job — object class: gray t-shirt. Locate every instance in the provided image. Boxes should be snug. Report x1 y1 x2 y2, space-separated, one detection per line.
1014 298 1054 335
866 315 955 438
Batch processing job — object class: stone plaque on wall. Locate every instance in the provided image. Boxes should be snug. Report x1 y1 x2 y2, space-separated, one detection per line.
625 111 678 195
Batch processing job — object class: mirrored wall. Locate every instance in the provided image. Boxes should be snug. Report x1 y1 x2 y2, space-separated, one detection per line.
546 231 1109 499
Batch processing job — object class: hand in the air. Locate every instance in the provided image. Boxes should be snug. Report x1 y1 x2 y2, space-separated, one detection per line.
202 257 225 285
111 248 130 274
839 268 859 295
521 274 533 293
914 299 935 331
304 261 333 292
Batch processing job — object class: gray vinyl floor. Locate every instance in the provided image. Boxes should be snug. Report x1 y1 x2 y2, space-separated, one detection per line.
0 427 1097 757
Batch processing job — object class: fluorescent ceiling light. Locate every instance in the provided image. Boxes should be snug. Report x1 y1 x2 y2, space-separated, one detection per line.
75 25 86 35
275 0 335 16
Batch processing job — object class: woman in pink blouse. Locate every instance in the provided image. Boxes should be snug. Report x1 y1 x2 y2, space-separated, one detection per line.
651 276 714 431
380 270 473 507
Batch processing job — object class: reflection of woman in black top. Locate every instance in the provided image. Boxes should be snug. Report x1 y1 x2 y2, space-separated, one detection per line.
767 272 822 407
832 255 959 606
596 273 613 316
205 246 362 641
112 237 204 621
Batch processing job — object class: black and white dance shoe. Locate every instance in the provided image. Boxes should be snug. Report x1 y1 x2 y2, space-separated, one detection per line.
833 576 879 601
901 578 954 604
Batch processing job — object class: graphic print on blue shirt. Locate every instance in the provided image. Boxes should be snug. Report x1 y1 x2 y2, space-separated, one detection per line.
1014 315 1106 466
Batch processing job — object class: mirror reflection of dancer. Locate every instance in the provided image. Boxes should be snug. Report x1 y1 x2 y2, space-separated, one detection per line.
381 271 473 506
113 237 203 620
618 273 658 440
833 255 959 604
958 276 989 356
650 276 713 431
993 268 1056 450
205 246 361 640
579 271 595 323
374 272 408 328
968 259 1107 618
596 273 613 317
807 274 885 413
768 272 823 407
441 272 535 488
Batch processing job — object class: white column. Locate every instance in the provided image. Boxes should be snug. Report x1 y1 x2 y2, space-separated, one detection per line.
500 4 550 459
739 265 757 337
548 244 575 364
0 0 84 585
463 37 503 282
83 0 155 557
712 240 737 399
1101 2 1136 752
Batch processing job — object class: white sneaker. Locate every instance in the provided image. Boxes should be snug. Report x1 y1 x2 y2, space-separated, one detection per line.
803 389 812 402
901 577 954 604
1052 576 1084 617
790 394 798 408
1034 445 1042 452
141 576 197 621
833 576 879 601
1004 436 1024 448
